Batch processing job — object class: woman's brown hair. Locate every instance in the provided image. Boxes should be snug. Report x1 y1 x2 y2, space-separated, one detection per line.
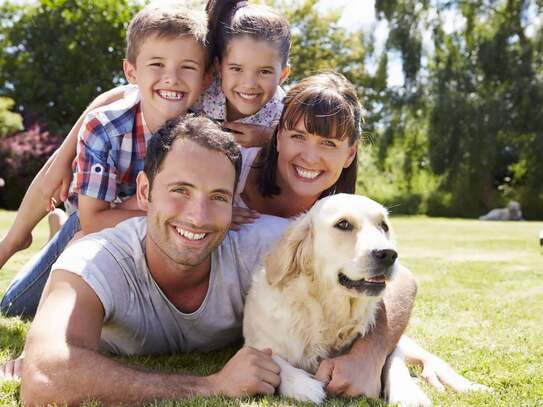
257 71 363 198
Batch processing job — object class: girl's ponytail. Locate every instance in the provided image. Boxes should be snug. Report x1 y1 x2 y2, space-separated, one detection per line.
205 0 245 61
205 0 290 66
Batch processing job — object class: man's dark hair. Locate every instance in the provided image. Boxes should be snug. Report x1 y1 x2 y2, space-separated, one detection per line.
144 115 242 195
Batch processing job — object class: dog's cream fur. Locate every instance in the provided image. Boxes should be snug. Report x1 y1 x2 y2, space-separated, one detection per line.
243 194 430 405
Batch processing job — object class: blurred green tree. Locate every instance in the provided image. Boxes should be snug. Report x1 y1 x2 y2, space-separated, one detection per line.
0 97 23 137
0 0 138 133
375 0 543 217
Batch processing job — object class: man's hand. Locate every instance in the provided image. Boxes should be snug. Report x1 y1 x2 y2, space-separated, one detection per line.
210 347 280 397
222 122 273 147
230 207 260 231
315 349 384 399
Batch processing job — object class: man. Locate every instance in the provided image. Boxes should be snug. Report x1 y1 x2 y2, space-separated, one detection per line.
21 116 416 405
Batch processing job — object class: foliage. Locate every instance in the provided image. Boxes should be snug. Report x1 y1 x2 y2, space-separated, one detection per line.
375 0 543 218
0 98 23 138
0 124 61 209
265 0 388 133
0 0 138 134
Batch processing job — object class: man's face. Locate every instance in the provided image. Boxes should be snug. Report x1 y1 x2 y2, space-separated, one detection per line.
139 139 235 268
124 35 209 133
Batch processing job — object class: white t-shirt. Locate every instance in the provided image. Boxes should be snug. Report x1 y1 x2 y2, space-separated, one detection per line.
52 215 289 356
234 147 261 209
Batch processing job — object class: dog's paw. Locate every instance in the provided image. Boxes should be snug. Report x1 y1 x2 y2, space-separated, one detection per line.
272 355 326 404
385 349 432 407
387 378 432 407
279 370 326 404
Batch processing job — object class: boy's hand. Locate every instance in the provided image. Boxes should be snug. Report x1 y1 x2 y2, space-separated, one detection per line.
115 195 141 211
37 151 73 212
230 207 260 231
210 347 280 397
222 122 273 147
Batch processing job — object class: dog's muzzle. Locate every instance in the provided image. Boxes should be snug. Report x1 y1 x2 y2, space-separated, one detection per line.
338 249 398 296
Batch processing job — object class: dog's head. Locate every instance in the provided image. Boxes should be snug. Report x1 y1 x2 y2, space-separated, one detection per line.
266 193 397 297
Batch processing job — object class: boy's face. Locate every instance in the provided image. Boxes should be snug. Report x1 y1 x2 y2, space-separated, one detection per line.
218 37 289 121
124 35 209 133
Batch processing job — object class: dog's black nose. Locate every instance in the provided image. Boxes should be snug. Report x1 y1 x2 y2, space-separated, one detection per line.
371 249 398 267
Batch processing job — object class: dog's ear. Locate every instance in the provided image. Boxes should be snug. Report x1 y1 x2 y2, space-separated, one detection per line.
265 214 313 287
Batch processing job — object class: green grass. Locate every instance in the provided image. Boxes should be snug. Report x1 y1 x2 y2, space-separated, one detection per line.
1 211 543 406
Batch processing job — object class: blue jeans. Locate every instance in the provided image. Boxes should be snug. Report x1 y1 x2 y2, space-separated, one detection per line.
0 211 80 319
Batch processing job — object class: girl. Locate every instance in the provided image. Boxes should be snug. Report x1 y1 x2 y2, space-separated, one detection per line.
195 0 290 147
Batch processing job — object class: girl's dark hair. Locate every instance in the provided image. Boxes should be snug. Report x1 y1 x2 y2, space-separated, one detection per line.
205 0 290 66
257 71 363 198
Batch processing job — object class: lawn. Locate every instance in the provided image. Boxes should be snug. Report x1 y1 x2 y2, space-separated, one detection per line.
1 210 542 406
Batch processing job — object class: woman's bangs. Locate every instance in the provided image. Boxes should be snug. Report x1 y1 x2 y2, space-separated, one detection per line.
282 93 354 142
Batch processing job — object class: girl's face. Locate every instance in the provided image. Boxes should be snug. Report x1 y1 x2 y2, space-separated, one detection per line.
276 118 358 200
218 37 289 121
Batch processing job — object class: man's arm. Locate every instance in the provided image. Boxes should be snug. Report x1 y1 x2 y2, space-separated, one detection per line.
315 264 417 398
22 270 280 406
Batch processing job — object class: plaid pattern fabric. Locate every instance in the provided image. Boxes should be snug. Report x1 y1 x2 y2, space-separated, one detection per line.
71 89 152 204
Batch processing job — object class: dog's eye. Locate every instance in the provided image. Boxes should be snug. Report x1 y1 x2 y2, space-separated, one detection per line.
381 221 389 233
335 219 353 231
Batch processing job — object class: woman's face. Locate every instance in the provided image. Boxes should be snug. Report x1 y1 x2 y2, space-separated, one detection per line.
276 118 358 200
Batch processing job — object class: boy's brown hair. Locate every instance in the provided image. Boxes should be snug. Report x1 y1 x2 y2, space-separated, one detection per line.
126 2 210 67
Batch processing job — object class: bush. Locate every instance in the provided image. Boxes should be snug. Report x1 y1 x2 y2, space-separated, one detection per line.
0 97 23 138
0 124 61 209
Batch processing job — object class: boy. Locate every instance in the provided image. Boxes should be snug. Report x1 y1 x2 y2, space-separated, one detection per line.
0 2 211 318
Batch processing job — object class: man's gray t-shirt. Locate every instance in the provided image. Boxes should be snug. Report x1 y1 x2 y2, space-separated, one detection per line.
52 215 289 356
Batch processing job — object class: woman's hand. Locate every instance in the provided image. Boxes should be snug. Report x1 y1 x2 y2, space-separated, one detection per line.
230 207 260 231
222 122 273 147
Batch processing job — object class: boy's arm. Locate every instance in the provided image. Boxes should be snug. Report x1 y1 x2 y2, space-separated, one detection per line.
315 264 417 398
73 102 145 234
40 86 130 205
21 270 279 406
78 195 145 234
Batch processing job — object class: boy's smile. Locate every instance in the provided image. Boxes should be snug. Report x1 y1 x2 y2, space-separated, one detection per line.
124 35 209 133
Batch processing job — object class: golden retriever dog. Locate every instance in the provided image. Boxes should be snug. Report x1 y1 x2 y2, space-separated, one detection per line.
243 194 430 405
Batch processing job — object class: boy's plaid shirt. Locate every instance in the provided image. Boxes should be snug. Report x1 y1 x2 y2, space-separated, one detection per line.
71 89 153 205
